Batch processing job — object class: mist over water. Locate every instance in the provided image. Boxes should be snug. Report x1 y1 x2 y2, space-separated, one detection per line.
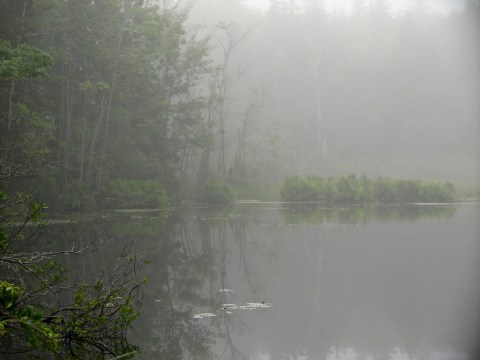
48 203 480 359
1 0 479 358
190 0 480 184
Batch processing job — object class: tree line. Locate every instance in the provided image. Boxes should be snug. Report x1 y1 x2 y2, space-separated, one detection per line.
1 0 479 209
0 1 223 357
0 1 478 356
0 0 249 211
203 0 480 184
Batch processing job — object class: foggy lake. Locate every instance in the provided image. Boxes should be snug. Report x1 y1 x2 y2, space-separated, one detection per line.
1 0 479 357
45 202 480 359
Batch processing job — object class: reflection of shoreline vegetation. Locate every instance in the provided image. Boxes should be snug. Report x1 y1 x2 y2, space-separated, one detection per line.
105 212 170 237
282 204 457 225
43 210 214 360
280 175 456 203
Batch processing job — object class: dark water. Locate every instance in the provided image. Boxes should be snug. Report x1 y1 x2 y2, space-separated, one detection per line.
47 203 480 359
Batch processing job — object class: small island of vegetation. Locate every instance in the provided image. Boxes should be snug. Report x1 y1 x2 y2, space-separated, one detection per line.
279 175 456 203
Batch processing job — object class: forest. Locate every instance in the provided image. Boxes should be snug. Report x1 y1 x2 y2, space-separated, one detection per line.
1 0 479 210
0 0 479 358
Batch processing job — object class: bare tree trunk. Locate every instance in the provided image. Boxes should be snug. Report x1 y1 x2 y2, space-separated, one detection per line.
210 23 252 182
79 89 88 184
7 80 15 131
96 23 125 191
197 97 212 192
95 88 114 190
177 143 194 200
63 58 75 184
7 0 30 132
85 92 108 185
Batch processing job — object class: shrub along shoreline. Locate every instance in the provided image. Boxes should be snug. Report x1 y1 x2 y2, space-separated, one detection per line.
279 175 456 203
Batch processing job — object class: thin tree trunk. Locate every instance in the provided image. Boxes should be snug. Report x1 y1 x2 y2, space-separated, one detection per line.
8 0 29 131
96 88 114 189
7 80 15 131
85 92 108 184
96 25 125 190
64 59 74 184
79 91 88 184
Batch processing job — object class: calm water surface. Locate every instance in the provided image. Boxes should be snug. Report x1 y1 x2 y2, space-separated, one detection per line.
49 203 480 359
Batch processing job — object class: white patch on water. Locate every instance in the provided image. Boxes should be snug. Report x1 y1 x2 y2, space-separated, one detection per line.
193 312 216 319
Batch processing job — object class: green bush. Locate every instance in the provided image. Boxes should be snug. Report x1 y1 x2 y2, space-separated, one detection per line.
419 181 455 203
373 177 399 203
104 179 169 209
197 181 236 204
280 175 456 204
0 191 144 357
279 176 319 202
335 174 372 202
57 181 97 212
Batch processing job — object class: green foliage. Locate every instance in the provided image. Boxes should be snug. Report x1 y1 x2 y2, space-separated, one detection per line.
0 281 21 311
0 191 145 358
0 281 60 353
0 193 60 354
280 175 456 203
0 191 46 229
104 179 169 209
1 0 212 209
279 176 320 202
0 40 52 80
197 181 236 204
60 279 141 358
57 181 97 212
0 39 56 186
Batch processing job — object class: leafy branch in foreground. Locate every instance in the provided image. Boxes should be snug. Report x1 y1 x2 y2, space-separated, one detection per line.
0 190 145 359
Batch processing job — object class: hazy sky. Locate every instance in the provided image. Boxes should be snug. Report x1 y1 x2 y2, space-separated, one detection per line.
242 0 467 15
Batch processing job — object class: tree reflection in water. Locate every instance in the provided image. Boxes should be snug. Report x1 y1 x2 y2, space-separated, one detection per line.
43 203 479 360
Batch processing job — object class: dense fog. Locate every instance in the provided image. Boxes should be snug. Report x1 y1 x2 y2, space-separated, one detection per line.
0 1 479 359
190 0 479 185
1 0 478 203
